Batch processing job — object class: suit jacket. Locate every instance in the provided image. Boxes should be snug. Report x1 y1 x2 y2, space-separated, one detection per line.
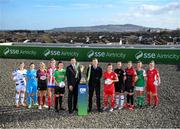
66 64 81 88
86 66 102 86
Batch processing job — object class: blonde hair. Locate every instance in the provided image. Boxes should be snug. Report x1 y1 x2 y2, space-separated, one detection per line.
40 62 46 69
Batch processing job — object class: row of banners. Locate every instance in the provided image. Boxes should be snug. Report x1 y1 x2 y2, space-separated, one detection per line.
0 45 180 63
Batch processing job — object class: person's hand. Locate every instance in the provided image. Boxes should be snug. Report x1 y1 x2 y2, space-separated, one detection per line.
69 85 73 91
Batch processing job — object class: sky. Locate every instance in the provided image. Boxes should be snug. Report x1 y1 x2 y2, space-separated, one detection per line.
0 0 180 30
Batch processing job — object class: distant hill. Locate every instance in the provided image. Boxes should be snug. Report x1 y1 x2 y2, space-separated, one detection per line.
49 24 165 32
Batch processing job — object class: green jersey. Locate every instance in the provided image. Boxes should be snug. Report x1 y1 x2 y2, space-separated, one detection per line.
54 69 66 83
135 69 146 87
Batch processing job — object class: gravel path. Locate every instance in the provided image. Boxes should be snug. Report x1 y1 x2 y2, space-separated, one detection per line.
0 59 180 128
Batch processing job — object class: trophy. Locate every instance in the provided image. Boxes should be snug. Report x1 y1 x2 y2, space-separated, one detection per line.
80 65 87 84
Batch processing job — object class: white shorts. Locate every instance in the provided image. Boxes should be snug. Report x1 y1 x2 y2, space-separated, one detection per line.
135 87 144 91
16 85 26 92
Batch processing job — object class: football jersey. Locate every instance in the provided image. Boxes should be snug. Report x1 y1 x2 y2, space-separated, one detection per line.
147 68 159 83
12 69 27 87
135 69 146 87
124 67 136 86
54 69 66 83
26 69 37 87
47 67 56 86
37 69 47 85
114 68 124 84
103 71 117 87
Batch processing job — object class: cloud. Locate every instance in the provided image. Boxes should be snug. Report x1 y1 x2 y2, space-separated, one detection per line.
140 2 180 14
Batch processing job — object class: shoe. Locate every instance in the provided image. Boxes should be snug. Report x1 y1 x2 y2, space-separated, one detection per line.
28 105 32 109
129 105 135 110
88 109 92 113
60 107 66 111
118 106 123 110
55 109 59 112
98 109 103 113
69 110 73 114
22 103 27 107
43 105 48 108
48 106 51 110
38 105 42 110
34 103 38 106
114 105 119 109
103 107 108 111
123 103 130 108
109 108 114 112
16 104 20 108
73 108 78 111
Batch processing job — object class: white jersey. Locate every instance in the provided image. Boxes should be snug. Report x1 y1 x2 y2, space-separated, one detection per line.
12 69 27 87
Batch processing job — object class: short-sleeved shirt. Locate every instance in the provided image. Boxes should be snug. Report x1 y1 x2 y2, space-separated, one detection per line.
147 68 159 83
135 69 146 87
37 69 47 87
54 69 66 83
26 69 37 87
12 69 27 87
124 67 136 87
47 66 56 86
114 68 124 85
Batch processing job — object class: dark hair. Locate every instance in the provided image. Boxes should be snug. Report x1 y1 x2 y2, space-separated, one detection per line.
117 61 122 64
29 62 34 66
58 61 63 64
19 62 24 65
107 63 112 66
71 57 76 60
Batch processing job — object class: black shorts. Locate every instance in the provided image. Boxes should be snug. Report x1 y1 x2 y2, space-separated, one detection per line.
115 83 124 93
125 85 134 93
38 81 47 91
55 86 65 94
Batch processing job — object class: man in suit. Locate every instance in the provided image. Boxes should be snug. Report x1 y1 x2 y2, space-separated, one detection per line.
66 57 81 114
87 58 103 112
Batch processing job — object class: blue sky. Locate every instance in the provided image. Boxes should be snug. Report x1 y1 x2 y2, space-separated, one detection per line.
0 0 180 30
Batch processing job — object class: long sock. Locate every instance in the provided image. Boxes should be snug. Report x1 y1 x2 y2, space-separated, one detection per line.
141 96 145 106
130 95 134 105
27 95 32 105
38 96 41 105
154 96 158 106
127 94 130 104
147 94 151 105
115 95 120 106
43 96 46 105
59 96 63 108
120 95 124 107
136 96 140 106
48 96 51 107
34 94 38 104
55 96 59 110
20 93 25 104
15 93 20 105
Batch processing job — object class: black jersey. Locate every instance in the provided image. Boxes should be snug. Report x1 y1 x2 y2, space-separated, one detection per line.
114 68 124 84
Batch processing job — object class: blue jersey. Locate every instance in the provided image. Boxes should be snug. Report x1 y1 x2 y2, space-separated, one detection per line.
27 69 37 87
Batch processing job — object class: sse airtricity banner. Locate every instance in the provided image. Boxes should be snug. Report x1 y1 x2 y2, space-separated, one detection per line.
0 45 179 63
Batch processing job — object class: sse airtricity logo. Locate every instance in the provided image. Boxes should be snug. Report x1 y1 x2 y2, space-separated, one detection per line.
44 49 51 57
3 48 10 55
135 51 143 60
87 50 95 58
80 88 86 94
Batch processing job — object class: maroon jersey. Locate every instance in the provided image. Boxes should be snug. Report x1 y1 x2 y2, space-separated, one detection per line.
124 67 136 86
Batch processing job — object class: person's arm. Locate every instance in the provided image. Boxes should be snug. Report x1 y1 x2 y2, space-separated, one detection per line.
113 73 119 83
156 69 161 86
66 67 73 91
99 67 103 79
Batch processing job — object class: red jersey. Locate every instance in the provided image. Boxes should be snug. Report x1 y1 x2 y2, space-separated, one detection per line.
147 68 159 83
124 67 136 86
47 66 56 86
103 71 117 95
